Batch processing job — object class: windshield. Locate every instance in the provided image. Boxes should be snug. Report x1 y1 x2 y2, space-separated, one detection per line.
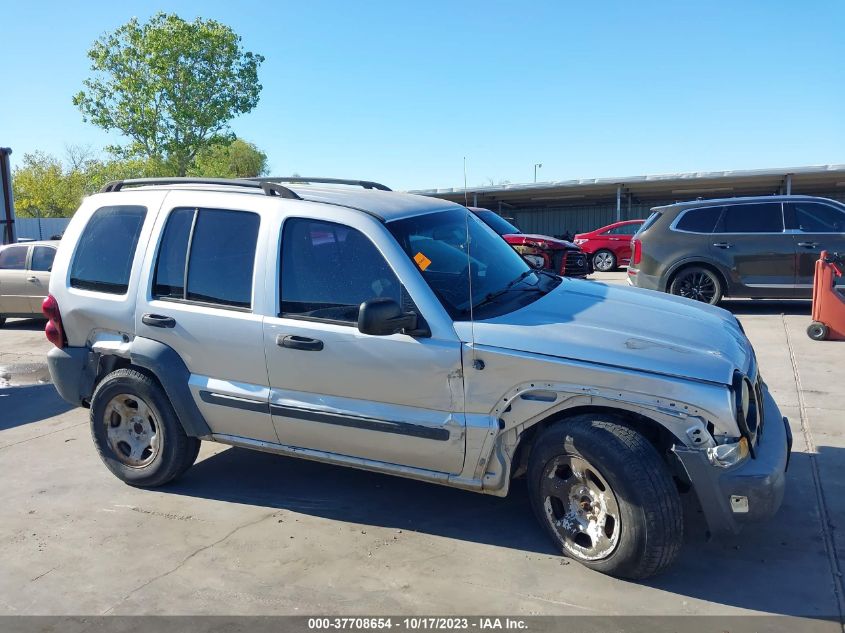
472 209 521 236
388 208 544 318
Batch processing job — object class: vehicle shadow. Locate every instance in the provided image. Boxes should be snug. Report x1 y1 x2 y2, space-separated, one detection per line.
168 446 841 618
0 383 73 429
1 317 47 331
721 299 811 316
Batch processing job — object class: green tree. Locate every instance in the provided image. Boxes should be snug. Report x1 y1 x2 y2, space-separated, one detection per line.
73 13 265 176
189 138 268 178
12 151 87 218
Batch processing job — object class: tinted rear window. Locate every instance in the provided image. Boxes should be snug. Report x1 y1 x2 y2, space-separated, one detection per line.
153 208 194 298
70 206 146 294
786 202 845 233
718 203 783 233
675 206 723 233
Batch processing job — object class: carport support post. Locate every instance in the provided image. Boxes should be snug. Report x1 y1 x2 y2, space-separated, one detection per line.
785 173 792 195
616 184 622 222
473 193 478 207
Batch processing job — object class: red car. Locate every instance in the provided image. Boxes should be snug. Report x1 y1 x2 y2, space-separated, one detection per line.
574 219 645 272
471 208 589 278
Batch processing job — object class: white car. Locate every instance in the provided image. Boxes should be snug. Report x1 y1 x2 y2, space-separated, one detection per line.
44 177 790 579
0 239 59 327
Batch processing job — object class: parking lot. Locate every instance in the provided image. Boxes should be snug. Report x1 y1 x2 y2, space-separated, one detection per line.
0 271 842 623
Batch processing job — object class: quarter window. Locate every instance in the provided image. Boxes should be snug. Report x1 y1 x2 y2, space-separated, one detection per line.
70 206 146 294
281 218 401 323
717 203 783 233
153 208 260 309
675 207 723 233
30 246 56 271
786 202 845 233
0 245 28 270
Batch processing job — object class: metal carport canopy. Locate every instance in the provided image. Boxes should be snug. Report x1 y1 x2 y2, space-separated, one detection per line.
410 165 845 209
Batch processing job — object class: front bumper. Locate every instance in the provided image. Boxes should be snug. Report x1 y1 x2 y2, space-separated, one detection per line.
675 386 791 537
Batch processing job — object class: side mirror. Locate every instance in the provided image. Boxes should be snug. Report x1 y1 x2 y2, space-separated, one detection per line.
358 298 418 336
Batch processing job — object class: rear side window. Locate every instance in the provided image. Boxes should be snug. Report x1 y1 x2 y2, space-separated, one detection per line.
718 203 783 233
605 224 640 235
786 202 845 233
70 206 146 294
30 246 56 271
153 208 260 309
0 245 28 269
675 207 723 233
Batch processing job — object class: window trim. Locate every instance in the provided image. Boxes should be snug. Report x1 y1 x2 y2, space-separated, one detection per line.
278 216 403 325
151 206 260 312
670 202 788 235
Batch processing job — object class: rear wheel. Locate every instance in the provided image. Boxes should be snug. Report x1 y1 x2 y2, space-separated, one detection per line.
90 368 200 487
807 321 829 341
669 266 723 305
528 416 683 579
592 250 617 272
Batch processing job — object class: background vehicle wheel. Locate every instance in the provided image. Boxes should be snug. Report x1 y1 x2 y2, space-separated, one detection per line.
0 316 5 328
807 321 829 341
90 368 200 487
592 250 617 272
669 266 723 305
527 415 683 579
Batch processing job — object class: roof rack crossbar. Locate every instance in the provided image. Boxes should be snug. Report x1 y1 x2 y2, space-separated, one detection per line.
99 177 302 200
251 177 391 191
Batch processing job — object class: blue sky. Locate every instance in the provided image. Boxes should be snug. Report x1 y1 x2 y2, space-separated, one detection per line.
1 0 843 190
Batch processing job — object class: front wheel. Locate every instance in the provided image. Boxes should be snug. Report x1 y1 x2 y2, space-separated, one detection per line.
669 266 723 305
807 321 829 341
528 416 683 579
90 368 200 487
592 250 617 272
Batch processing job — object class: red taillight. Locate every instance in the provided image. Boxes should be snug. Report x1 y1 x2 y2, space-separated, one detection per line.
632 238 642 265
42 295 65 348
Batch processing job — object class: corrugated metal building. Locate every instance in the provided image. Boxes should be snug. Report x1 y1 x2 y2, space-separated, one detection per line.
15 217 71 241
412 165 845 237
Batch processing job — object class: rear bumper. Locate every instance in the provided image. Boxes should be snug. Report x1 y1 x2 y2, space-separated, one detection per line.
627 267 661 291
46 346 89 406
675 387 791 537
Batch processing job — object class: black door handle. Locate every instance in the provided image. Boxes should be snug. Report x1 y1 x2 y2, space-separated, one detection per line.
142 313 176 328
712 242 734 249
277 334 324 351
797 241 819 248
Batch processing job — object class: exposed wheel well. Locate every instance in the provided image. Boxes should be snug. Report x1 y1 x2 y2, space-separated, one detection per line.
665 262 729 297
511 405 691 492
82 355 143 407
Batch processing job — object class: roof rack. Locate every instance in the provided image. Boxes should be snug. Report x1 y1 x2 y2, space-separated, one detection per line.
251 177 391 191
99 177 302 200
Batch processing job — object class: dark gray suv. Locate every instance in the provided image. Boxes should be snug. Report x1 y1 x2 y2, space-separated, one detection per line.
628 195 845 304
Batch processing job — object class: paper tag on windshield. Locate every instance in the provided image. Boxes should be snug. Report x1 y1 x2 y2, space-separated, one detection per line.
414 252 432 271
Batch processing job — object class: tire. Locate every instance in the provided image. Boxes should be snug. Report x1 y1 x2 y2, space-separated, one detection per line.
0 317 5 328
807 321 829 341
592 250 617 272
669 266 723 305
90 368 200 487
527 416 683 579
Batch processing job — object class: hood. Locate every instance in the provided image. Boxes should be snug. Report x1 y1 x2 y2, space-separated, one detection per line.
503 233 578 250
455 279 753 385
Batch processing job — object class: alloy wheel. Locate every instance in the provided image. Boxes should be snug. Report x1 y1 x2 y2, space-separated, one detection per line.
593 251 615 272
676 271 717 303
541 454 621 561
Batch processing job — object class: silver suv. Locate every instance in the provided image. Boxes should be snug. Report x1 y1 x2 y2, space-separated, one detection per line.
45 177 791 579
